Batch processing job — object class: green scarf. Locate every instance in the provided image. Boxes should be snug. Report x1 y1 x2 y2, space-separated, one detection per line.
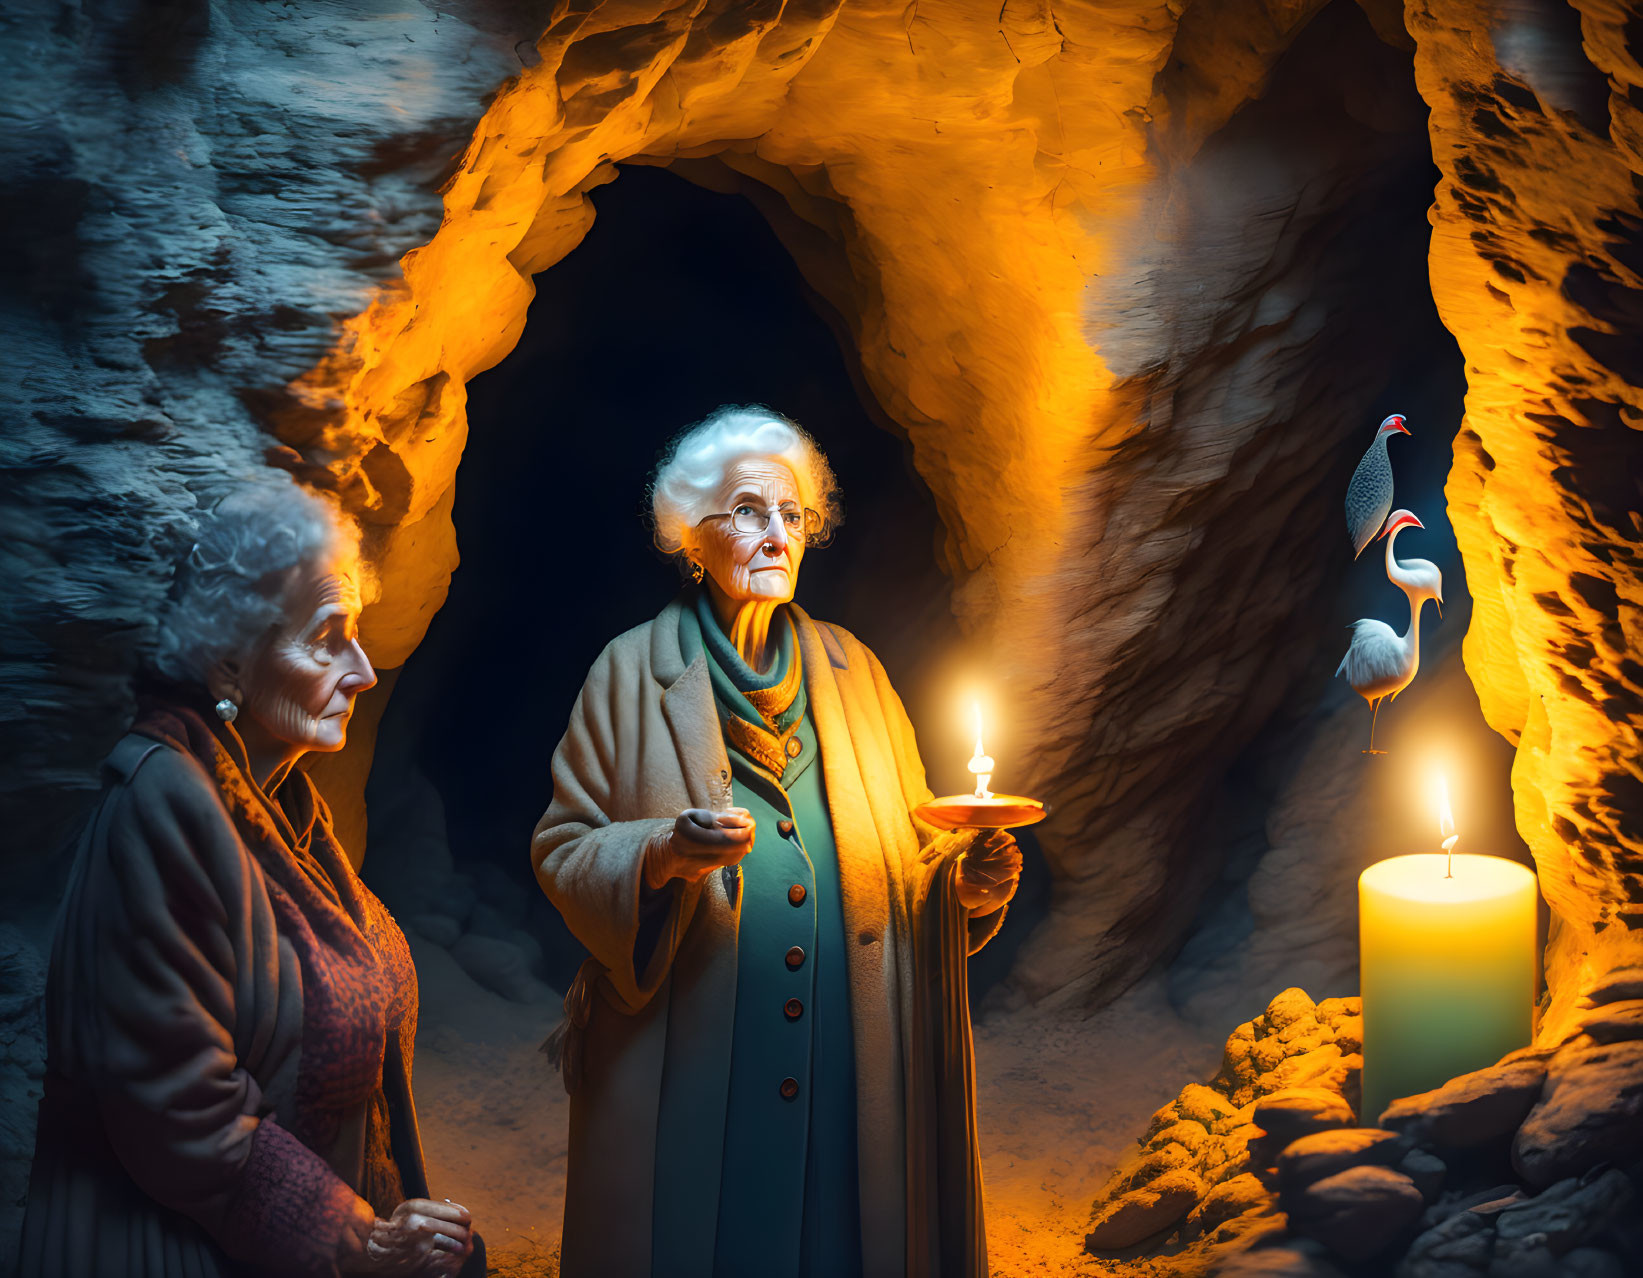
680 590 807 782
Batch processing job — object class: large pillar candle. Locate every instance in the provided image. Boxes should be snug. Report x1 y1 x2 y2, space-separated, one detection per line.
1358 853 1537 1123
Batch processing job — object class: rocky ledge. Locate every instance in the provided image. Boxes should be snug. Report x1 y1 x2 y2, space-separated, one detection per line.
364 765 560 1009
1084 981 1643 1275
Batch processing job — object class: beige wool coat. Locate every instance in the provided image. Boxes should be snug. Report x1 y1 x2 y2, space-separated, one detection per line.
531 598 1004 1278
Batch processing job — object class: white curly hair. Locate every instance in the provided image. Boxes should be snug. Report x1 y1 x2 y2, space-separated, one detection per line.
150 472 367 686
649 405 842 561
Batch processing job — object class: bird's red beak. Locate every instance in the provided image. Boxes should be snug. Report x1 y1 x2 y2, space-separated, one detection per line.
1379 510 1424 538
1381 414 1410 436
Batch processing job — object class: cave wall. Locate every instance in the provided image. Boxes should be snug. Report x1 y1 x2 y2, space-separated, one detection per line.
1414 0 1643 1041
0 0 520 880
2 0 1635 1029
1016 0 1441 1005
277 0 1443 1011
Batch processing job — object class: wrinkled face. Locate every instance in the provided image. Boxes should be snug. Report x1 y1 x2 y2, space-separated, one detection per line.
240 555 376 754
691 459 806 606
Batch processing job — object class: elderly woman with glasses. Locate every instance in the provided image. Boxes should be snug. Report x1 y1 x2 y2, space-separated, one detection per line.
19 476 481 1278
531 406 1021 1278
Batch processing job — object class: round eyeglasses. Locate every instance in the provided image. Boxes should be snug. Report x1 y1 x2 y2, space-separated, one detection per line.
699 503 823 540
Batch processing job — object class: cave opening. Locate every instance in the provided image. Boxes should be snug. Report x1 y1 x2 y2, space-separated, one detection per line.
360 163 1046 1003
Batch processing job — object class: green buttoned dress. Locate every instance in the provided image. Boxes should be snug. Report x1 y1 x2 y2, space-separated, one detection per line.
652 595 863 1278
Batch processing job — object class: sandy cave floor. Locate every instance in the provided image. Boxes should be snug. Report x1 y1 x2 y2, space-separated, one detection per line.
410 934 1227 1276
408 937 570 1272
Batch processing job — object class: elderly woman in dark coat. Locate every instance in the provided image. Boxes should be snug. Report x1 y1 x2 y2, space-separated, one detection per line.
19 477 481 1278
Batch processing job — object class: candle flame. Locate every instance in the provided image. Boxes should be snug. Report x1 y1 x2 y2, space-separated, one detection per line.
967 699 994 799
1436 773 1455 842
1436 773 1458 877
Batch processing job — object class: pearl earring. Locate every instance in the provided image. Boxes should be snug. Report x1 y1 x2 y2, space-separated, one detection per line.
215 698 239 724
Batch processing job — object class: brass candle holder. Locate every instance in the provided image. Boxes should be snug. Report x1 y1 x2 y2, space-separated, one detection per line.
913 702 1047 831
914 793 1048 830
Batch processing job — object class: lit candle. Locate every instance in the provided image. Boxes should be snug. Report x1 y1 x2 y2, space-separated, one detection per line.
912 696 1046 831
1358 775 1538 1122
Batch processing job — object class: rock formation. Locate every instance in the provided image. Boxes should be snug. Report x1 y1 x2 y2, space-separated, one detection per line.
362 757 563 1006
0 928 46 1260
1418 0 1643 1038
0 0 518 868
1084 988 1362 1266
1085 986 1642 1275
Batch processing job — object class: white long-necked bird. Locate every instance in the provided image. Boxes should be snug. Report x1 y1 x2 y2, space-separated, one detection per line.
1380 509 1443 618
1345 413 1411 558
1337 510 1444 753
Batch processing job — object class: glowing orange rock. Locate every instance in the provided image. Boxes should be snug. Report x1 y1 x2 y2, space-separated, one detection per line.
1414 0 1643 1039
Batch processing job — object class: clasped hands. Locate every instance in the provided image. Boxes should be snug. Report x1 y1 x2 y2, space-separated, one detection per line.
341 1198 474 1277
642 808 1020 917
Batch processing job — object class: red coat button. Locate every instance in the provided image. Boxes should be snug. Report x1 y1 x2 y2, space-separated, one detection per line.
785 946 805 969
777 819 795 838
780 1076 799 1100
787 883 807 907
785 998 804 1020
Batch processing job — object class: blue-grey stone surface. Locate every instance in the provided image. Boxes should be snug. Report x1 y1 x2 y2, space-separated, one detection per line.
0 0 518 878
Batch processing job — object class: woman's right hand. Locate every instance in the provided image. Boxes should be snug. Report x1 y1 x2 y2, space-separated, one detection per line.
643 808 755 889
340 1198 474 1276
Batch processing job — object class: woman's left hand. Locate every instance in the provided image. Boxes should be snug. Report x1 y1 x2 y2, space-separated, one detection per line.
955 830 1022 917
347 1198 474 1276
